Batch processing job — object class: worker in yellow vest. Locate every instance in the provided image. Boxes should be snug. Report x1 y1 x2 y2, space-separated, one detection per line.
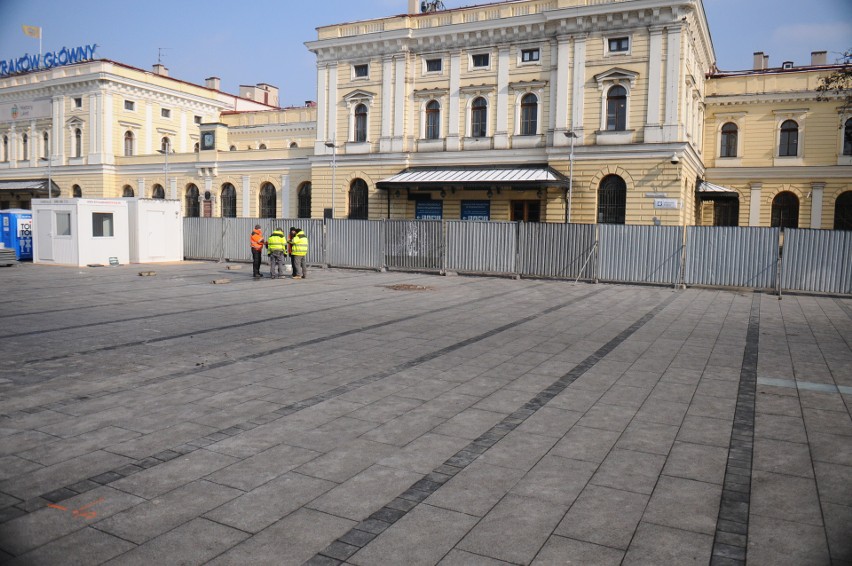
288 226 308 279
266 227 288 279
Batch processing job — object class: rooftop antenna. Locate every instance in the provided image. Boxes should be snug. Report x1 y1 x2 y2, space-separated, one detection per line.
157 47 172 65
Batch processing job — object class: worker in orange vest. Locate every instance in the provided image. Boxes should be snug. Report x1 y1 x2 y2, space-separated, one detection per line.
250 225 265 278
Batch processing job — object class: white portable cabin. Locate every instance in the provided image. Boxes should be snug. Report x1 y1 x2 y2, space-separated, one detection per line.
32 199 130 267
127 199 183 263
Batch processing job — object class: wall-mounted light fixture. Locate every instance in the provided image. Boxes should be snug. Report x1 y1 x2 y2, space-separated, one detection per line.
486 188 493 199
440 189 446 198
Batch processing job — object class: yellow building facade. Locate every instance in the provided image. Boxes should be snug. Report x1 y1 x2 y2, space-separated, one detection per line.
1 0 849 229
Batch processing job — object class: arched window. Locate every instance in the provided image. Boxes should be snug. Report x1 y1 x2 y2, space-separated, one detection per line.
349 179 368 219
122 185 134 197
185 184 200 217
42 131 49 159
471 97 487 138
75 128 82 157
606 86 627 131
259 182 276 218
72 185 82 198
229 145 237 151
354 103 368 143
425 100 441 140
779 120 798 157
21 133 28 161
259 144 267 150
844 118 852 156
221 183 237 217
597 174 627 224
124 131 134 156
833 191 852 230
720 122 738 158
2 136 7 161
298 182 312 219
520 93 538 136
161 137 171 153
290 142 298 149
152 184 165 199
771 191 799 228
193 142 199 153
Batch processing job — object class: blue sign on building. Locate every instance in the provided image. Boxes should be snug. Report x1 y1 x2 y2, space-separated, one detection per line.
461 200 490 221
415 200 443 220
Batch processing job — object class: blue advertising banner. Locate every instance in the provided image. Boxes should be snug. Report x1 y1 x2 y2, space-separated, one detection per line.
461 200 490 221
415 200 443 220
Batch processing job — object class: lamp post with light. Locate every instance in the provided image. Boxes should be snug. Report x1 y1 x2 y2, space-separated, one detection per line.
564 130 578 223
39 148 52 202
157 141 172 198
324 140 339 218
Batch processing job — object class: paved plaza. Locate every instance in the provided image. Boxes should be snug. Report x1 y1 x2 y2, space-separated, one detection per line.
0 261 849 565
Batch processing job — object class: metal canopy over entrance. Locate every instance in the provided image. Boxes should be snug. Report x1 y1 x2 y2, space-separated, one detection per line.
0 179 60 199
376 165 568 191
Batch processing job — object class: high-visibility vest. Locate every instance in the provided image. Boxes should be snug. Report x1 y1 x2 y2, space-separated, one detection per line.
267 230 287 253
250 229 264 250
290 231 308 256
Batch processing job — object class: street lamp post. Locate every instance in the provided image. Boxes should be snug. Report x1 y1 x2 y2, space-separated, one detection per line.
324 140 339 218
39 148 52 202
564 130 578 223
157 142 172 198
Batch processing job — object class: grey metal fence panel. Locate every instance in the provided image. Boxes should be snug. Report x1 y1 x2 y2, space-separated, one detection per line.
183 218 324 264
781 228 852 294
384 220 444 271
446 221 517 274
326 219 383 269
685 226 779 289
598 224 682 285
519 223 597 280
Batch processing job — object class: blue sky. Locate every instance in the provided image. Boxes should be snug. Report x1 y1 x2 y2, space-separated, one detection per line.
0 0 849 107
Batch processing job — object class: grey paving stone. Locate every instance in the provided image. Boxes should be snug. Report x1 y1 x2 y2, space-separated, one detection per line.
0 455 43 482
643 475 722 535
809 431 852 466
590 448 666 495
747 513 831 566
813 461 852 505
5 526 135 566
0 430 59 458
754 413 808 443
432 408 507 441
803 407 852 436
634 398 690 426
102 517 248 566
615 420 680 455
95 480 242 544
424 461 525 517
208 508 356 566
0 486 144 556
755 392 803 417
360 411 445 447
110 448 239 500
514 407 583 439
750 470 824 526
577 403 639 432
598 385 652 409
478 431 559 471
377 433 469 475
547 387 604 413
350 503 478 566
753 438 815 478
677 414 732 448
622 522 714 565
554 484 648 550
532 535 624 565
663 441 729 485
457 494 568 565
206 443 321 490
19 426 140 467
688 394 737 421
105 422 218 459
509 455 597 506
438 549 512 565
822 501 852 563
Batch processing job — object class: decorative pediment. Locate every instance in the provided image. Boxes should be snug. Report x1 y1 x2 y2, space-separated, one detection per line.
413 87 449 99
342 89 376 106
459 84 496 97
509 80 548 93
65 116 84 127
593 68 639 90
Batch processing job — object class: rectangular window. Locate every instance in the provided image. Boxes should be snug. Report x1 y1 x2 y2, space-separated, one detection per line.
194 115 202 124
426 58 442 72
124 100 135 111
92 213 114 237
56 212 71 236
472 53 490 68
161 108 171 118
73 97 82 108
608 37 630 53
353 64 369 78
521 49 540 63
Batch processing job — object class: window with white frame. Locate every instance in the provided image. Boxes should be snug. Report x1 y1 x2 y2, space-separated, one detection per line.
21 133 28 161
124 100 135 111
353 64 369 79
425 100 441 140
607 37 630 54
520 48 540 64
194 115 202 125
74 128 82 157
354 103 368 142
2 135 7 162
42 131 49 159
92 213 114 237
471 53 490 69
471 97 488 138
606 86 627 131
520 93 538 136
779 120 799 157
161 108 171 119
844 118 852 156
124 131 134 156
720 122 738 158
73 97 83 109
425 58 442 73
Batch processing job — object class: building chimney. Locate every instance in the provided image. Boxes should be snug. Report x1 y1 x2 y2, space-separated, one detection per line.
206 76 221 90
763 54 769 69
152 64 169 76
753 52 764 70
408 0 420 13
811 51 827 66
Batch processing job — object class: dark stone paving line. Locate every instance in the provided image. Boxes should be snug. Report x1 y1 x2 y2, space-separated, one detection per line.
710 292 760 566
307 292 680 566
1 285 577 520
